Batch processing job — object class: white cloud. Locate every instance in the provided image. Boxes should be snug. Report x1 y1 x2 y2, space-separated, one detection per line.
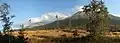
23 17 43 27
12 5 84 29
72 5 84 13
29 17 41 23
40 12 69 22
22 12 69 27
75 5 84 11
11 26 20 30
110 13 120 17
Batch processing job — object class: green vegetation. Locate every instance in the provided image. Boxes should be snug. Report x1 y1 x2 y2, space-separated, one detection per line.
0 3 29 43
83 0 109 36
82 0 110 43
0 3 15 34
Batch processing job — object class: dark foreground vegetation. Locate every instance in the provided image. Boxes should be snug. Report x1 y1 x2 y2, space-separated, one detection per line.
0 34 29 43
52 36 120 43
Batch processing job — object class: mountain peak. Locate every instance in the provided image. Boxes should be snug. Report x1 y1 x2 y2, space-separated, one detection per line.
36 11 120 29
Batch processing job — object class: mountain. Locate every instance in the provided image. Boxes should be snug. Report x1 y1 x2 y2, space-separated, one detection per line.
25 22 44 28
33 11 120 29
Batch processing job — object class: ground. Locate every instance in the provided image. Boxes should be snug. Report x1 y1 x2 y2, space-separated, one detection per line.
10 29 120 43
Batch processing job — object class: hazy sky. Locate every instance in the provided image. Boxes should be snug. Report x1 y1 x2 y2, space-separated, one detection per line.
0 0 120 30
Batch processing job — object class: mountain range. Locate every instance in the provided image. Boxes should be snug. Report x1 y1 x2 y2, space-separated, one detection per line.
29 11 120 30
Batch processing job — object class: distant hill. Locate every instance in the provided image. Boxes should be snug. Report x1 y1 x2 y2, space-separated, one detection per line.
26 11 120 31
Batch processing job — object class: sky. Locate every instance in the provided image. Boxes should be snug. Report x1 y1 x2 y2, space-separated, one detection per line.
0 0 119 30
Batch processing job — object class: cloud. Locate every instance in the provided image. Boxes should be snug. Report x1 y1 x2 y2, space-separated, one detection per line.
12 5 84 29
29 17 41 23
11 26 20 30
21 12 69 27
110 13 120 17
40 12 69 23
12 12 69 29
72 5 84 13
75 5 84 11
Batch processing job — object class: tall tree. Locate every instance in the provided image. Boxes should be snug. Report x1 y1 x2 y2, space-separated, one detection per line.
56 15 59 29
82 0 109 37
0 3 15 34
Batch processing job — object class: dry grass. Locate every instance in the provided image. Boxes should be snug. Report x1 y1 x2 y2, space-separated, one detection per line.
11 29 120 38
104 32 120 38
11 29 89 40
10 29 120 43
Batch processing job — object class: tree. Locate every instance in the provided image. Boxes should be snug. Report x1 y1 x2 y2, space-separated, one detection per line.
20 24 24 29
0 3 15 34
83 0 109 35
56 15 59 29
82 0 109 42
19 24 25 35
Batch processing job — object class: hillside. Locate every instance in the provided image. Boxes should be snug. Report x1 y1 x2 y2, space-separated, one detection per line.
33 11 120 29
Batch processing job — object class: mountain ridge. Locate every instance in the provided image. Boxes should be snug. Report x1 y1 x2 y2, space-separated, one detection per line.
30 11 120 29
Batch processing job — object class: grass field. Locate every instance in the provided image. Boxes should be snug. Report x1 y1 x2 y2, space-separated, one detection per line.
10 29 120 43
